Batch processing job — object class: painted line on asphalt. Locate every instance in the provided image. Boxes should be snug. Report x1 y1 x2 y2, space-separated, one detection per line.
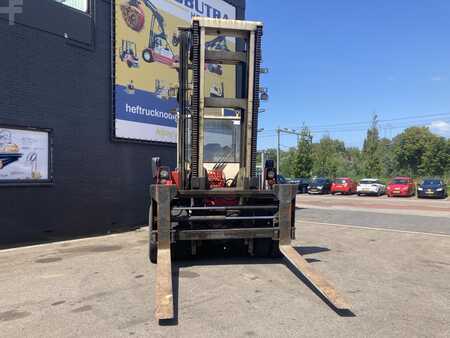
297 220 450 238
296 203 450 218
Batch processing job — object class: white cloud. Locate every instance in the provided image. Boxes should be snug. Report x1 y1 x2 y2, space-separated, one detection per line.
431 75 447 81
429 120 450 136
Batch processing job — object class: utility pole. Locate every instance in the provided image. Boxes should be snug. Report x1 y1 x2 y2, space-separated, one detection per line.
257 128 265 188
276 127 301 176
261 150 265 189
276 128 280 176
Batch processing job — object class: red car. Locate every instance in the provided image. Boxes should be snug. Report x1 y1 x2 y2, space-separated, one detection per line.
386 177 415 197
331 178 357 195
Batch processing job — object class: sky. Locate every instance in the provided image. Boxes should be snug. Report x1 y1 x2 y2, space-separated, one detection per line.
245 0 450 149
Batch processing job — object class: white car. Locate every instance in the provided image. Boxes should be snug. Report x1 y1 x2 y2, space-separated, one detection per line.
357 178 386 196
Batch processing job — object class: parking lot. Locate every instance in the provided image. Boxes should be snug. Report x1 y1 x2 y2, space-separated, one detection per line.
297 193 450 218
1 196 449 337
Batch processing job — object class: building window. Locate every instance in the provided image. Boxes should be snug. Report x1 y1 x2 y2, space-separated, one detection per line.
54 0 88 12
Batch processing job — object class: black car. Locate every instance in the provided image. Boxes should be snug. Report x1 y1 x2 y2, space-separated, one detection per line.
277 175 288 184
308 177 332 194
417 179 448 199
289 178 310 193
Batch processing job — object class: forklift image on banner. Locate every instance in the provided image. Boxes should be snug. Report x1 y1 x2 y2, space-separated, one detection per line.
119 40 139 68
154 79 177 100
120 0 178 67
149 17 350 322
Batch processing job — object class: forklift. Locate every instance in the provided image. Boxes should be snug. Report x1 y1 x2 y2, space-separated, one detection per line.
120 0 177 66
119 40 139 68
149 17 350 321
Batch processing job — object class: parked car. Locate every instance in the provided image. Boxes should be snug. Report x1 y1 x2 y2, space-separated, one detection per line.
331 177 357 195
417 178 448 199
289 178 310 193
308 177 332 194
357 178 386 196
386 177 415 197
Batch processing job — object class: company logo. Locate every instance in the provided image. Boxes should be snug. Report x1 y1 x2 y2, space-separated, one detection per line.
173 0 231 19
125 103 177 121
0 0 23 25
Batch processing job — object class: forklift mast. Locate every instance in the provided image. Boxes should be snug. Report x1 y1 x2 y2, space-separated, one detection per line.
177 18 263 190
142 0 167 43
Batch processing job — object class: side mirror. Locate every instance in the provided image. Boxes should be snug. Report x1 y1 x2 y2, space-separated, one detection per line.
152 157 161 180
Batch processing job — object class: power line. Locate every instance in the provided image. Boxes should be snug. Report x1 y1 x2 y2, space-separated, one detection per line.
283 112 450 130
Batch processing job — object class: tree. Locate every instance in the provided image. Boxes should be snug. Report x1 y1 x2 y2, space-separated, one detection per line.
293 126 313 178
362 114 382 177
280 147 297 177
392 127 435 176
339 147 363 178
378 138 396 177
418 135 449 177
312 135 345 178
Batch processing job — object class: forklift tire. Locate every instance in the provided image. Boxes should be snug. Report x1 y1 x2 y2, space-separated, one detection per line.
142 49 153 63
149 239 157 264
149 201 157 264
172 241 192 261
172 35 180 47
271 240 282 258
254 238 272 257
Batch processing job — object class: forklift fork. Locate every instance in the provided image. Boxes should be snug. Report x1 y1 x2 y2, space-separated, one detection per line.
153 184 176 320
276 184 350 311
152 184 349 321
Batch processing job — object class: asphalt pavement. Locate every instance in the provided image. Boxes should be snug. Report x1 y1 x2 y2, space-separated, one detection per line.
1 198 450 337
297 208 450 236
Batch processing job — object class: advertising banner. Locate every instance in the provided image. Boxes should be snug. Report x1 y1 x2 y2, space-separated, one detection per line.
114 0 236 143
0 127 51 183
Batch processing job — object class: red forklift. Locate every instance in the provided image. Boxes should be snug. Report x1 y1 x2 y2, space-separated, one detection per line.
120 0 178 67
149 17 350 322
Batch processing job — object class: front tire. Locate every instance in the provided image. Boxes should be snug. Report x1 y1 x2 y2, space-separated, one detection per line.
149 239 157 263
142 48 153 63
254 238 272 257
149 202 157 264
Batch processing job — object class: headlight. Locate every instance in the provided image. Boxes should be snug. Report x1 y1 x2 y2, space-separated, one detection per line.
418 187 423 191
436 188 443 191
159 169 170 180
266 170 275 179
317 186 323 189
